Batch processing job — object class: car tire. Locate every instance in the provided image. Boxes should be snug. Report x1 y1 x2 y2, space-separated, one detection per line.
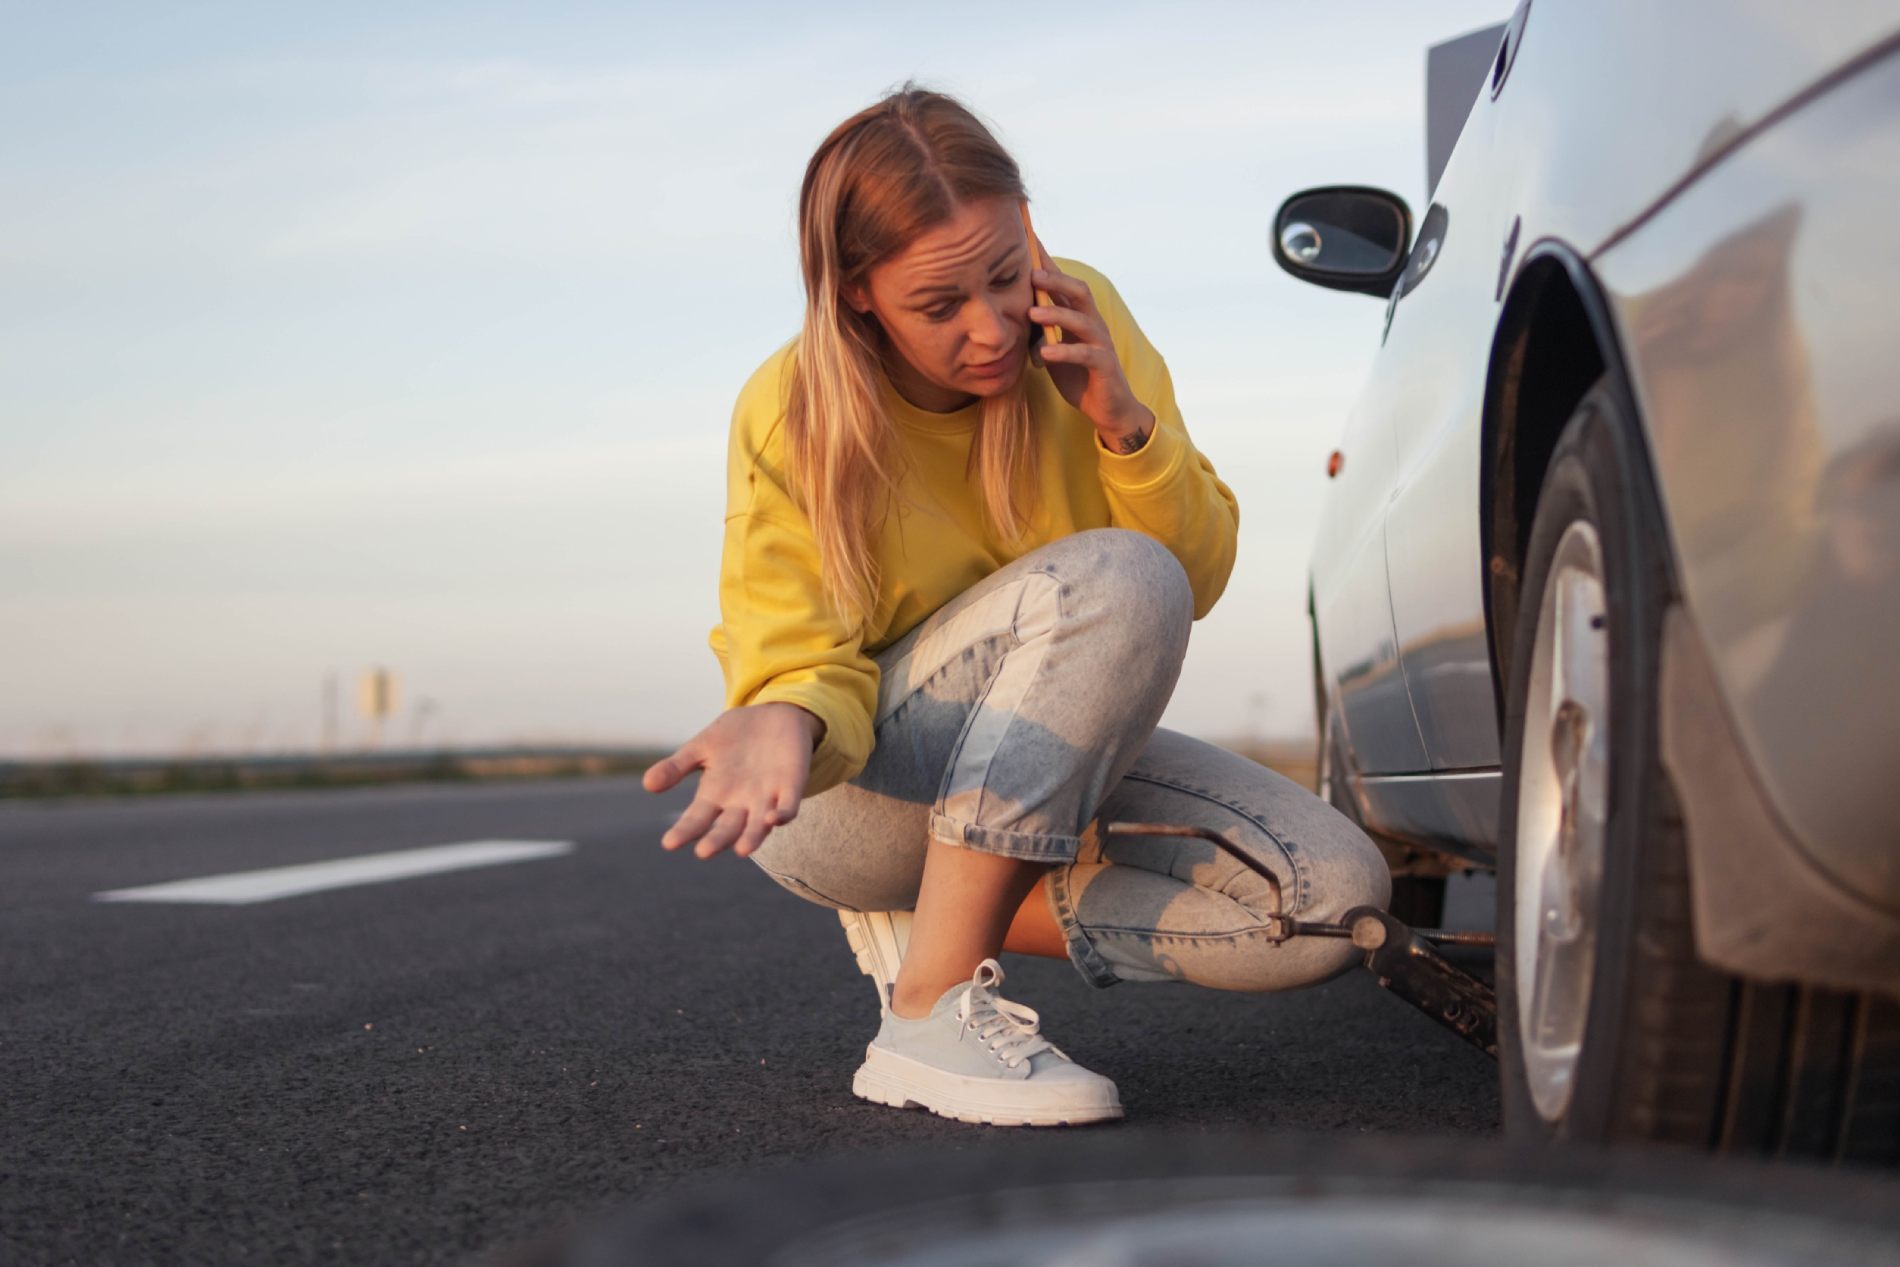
1495 372 1900 1163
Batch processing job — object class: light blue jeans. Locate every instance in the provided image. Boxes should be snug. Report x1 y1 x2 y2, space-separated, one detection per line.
751 529 1391 991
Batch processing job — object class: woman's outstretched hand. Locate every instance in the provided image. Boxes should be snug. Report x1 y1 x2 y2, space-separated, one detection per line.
642 702 824 859
1025 250 1155 453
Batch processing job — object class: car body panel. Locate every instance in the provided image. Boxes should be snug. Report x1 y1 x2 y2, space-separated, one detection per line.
1309 365 1429 777
1357 770 1501 866
1594 49 1900 919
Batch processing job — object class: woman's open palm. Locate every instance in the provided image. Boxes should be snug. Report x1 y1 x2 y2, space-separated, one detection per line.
642 702 818 859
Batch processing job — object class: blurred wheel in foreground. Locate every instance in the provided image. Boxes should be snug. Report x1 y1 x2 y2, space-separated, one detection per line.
490 1132 1900 1267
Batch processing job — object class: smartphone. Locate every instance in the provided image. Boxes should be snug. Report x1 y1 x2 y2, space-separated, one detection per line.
1018 202 1062 348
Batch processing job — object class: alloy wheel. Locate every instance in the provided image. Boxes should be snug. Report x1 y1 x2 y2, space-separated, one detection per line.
1512 519 1610 1124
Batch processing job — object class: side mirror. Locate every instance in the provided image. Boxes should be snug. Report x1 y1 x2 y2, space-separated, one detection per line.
1271 186 1413 297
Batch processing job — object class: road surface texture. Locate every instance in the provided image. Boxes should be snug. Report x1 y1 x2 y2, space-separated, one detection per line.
2 775 1498 1264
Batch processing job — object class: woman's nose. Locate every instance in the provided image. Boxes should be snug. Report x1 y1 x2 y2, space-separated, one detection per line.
967 298 1014 350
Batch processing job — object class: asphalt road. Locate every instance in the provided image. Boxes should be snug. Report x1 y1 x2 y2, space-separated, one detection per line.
2 775 1499 1265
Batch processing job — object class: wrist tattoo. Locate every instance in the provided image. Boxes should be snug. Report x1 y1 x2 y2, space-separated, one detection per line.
1109 427 1150 455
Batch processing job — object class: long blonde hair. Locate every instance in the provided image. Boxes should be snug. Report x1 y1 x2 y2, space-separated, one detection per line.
788 85 1040 630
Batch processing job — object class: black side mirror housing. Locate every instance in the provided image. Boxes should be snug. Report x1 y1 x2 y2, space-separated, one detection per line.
1271 186 1414 297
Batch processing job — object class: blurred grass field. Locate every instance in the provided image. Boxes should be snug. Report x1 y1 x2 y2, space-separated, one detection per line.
5 736 1319 801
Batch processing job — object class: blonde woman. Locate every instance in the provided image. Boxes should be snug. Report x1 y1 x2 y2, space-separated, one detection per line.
642 85 1390 1126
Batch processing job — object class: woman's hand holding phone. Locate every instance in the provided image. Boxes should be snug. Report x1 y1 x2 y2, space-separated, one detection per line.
1020 234 1154 453
642 702 822 859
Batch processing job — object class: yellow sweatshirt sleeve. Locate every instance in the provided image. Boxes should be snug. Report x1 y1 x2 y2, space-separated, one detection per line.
1063 262 1241 620
707 350 878 797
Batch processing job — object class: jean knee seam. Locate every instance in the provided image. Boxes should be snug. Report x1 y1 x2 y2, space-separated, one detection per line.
1115 771 1312 911
933 573 1060 822
876 631 1017 733
931 630 1020 814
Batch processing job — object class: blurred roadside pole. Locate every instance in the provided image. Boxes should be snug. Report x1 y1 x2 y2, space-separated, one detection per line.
410 697 438 749
358 668 398 751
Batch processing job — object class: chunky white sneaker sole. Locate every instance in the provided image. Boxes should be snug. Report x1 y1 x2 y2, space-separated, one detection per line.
838 909 912 1008
852 1043 1124 1127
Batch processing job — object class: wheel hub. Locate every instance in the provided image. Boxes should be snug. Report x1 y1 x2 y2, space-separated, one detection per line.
1514 520 1610 1123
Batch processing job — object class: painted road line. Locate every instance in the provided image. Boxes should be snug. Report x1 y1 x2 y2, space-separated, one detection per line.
92 840 574 906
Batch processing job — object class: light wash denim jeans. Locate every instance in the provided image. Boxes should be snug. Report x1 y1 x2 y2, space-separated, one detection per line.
751 528 1391 992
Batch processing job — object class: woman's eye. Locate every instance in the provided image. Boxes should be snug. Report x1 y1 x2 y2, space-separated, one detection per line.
993 272 1020 288
926 301 959 321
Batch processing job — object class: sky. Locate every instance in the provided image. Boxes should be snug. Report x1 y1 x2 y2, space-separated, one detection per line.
1 0 1511 760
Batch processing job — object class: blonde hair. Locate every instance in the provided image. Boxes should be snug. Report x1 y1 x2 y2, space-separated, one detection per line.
787 84 1040 630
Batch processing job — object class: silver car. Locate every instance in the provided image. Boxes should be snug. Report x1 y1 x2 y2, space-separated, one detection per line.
1274 1 1900 1162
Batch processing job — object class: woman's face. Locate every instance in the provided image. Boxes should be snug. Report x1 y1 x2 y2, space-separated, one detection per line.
845 195 1032 412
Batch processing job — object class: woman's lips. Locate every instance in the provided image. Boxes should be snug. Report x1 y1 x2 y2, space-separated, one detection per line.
965 346 1020 377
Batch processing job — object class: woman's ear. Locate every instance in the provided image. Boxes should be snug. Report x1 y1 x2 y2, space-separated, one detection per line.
841 281 871 316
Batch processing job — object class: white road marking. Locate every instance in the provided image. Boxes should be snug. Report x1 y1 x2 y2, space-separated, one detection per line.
92 840 574 906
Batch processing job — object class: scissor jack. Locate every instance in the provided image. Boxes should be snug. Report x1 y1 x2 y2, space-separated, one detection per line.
1107 822 1498 1058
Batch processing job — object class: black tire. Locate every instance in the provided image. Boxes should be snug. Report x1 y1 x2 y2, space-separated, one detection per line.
1495 373 1900 1163
504 1132 1900 1266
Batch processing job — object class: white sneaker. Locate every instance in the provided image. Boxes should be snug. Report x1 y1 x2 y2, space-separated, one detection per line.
838 909 912 1009
852 958 1123 1127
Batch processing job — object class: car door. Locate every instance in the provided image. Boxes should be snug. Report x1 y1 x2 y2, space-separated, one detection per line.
1311 376 1431 777
1379 192 1506 773
1379 19 1521 777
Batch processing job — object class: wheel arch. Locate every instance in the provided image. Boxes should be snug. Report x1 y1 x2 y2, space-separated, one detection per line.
1480 240 1664 727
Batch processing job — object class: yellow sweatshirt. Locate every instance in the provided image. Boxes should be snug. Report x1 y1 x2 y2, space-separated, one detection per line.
708 259 1240 796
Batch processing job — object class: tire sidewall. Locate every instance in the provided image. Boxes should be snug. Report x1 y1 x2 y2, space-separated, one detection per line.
1496 375 1674 1142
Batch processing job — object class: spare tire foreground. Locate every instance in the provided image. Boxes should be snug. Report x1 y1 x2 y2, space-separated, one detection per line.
491 1132 1900 1266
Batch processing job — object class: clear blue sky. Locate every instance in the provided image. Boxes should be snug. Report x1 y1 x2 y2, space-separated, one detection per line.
1 1 1508 758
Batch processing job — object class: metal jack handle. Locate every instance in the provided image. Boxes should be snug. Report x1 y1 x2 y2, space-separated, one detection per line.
1106 822 1498 1058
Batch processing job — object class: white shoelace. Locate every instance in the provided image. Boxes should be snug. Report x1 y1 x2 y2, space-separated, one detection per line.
955 958 1058 1070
